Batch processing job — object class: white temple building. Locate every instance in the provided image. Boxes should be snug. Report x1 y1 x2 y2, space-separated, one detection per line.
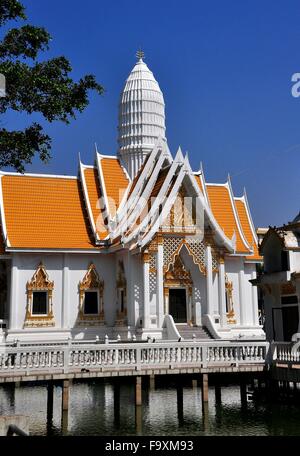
254 214 300 342
0 54 265 342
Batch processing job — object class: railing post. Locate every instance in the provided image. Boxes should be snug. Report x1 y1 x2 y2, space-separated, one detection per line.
136 346 141 371
202 345 208 368
63 345 70 374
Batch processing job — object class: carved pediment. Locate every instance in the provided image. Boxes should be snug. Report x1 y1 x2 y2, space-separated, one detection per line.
165 255 192 284
79 263 104 293
26 262 54 292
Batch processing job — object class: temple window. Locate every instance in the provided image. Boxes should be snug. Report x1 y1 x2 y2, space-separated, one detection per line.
83 290 99 315
78 263 104 325
32 291 48 315
24 263 55 328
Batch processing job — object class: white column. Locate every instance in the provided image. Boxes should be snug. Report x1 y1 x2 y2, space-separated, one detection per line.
218 258 227 327
238 261 246 326
61 253 69 329
156 239 164 328
251 269 259 326
143 252 150 329
164 289 169 315
205 244 213 316
9 254 19 330
127 252 134 327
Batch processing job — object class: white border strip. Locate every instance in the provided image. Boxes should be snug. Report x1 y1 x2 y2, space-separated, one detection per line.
0 171 77 179
96 152 111 225
6 247 107 253
79 162 100 242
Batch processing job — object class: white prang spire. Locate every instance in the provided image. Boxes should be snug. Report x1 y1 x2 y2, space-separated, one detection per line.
117 51 166 179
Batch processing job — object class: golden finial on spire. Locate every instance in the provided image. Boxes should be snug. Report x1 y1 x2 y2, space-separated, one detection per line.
136 49 145 60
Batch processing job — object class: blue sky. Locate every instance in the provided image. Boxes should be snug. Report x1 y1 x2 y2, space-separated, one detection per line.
2 0 300 227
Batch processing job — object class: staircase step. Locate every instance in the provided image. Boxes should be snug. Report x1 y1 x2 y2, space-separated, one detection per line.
175 325 213 340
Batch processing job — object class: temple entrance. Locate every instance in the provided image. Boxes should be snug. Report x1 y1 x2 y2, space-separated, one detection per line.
169 288 187 323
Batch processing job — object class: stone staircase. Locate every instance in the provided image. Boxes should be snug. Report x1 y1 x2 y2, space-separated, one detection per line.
176 324 213 340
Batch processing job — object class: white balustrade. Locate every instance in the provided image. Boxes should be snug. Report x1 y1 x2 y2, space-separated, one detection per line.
0 340 270 376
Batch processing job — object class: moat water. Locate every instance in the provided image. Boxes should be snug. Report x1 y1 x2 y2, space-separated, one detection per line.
1 378 300 436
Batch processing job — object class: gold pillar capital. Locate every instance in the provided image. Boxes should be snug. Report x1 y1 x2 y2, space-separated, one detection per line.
156 233 163 245
142 251 150 263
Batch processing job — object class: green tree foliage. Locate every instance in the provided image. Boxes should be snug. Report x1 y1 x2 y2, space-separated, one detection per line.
0 0 104 172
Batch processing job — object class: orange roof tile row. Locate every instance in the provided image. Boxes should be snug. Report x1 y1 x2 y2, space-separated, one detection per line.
206 184 250 254
2 175 95 249
100 158 129 212
235 199 261 261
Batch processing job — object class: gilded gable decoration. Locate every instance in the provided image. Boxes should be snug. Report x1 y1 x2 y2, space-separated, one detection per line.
24 262 55 328
163 236 207 275
164 255 193 287
77 263 105 325
162 186 196 234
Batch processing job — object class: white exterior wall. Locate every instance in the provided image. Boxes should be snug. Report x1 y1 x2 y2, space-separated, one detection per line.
8 253 116 339
244 263 256 325
289 251 300 272
212 272 219 318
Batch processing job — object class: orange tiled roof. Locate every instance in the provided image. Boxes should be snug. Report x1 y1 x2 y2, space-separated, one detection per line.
235 199 261 261
83 168 108 240
100 158 129 215
206 184 250 253
2 175 96 249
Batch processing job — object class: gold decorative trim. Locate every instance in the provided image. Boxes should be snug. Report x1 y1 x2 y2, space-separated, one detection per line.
163 237 207 275
142 251 150 263
225 275 236 324
24 262 55 328
116 260 127 325
77 263 105 326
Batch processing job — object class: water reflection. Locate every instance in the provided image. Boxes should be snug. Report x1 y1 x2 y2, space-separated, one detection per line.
0 379 300 435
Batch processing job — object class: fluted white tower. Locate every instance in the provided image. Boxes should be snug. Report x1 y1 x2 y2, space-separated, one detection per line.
118 52 166 179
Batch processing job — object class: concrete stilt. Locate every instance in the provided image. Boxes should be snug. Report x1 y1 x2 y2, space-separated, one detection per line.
201 374 209 403
202 401 209 433
135 376 142 406
62 380 70 412
61 410 68 435
149 374 155 391
192 379 198 389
